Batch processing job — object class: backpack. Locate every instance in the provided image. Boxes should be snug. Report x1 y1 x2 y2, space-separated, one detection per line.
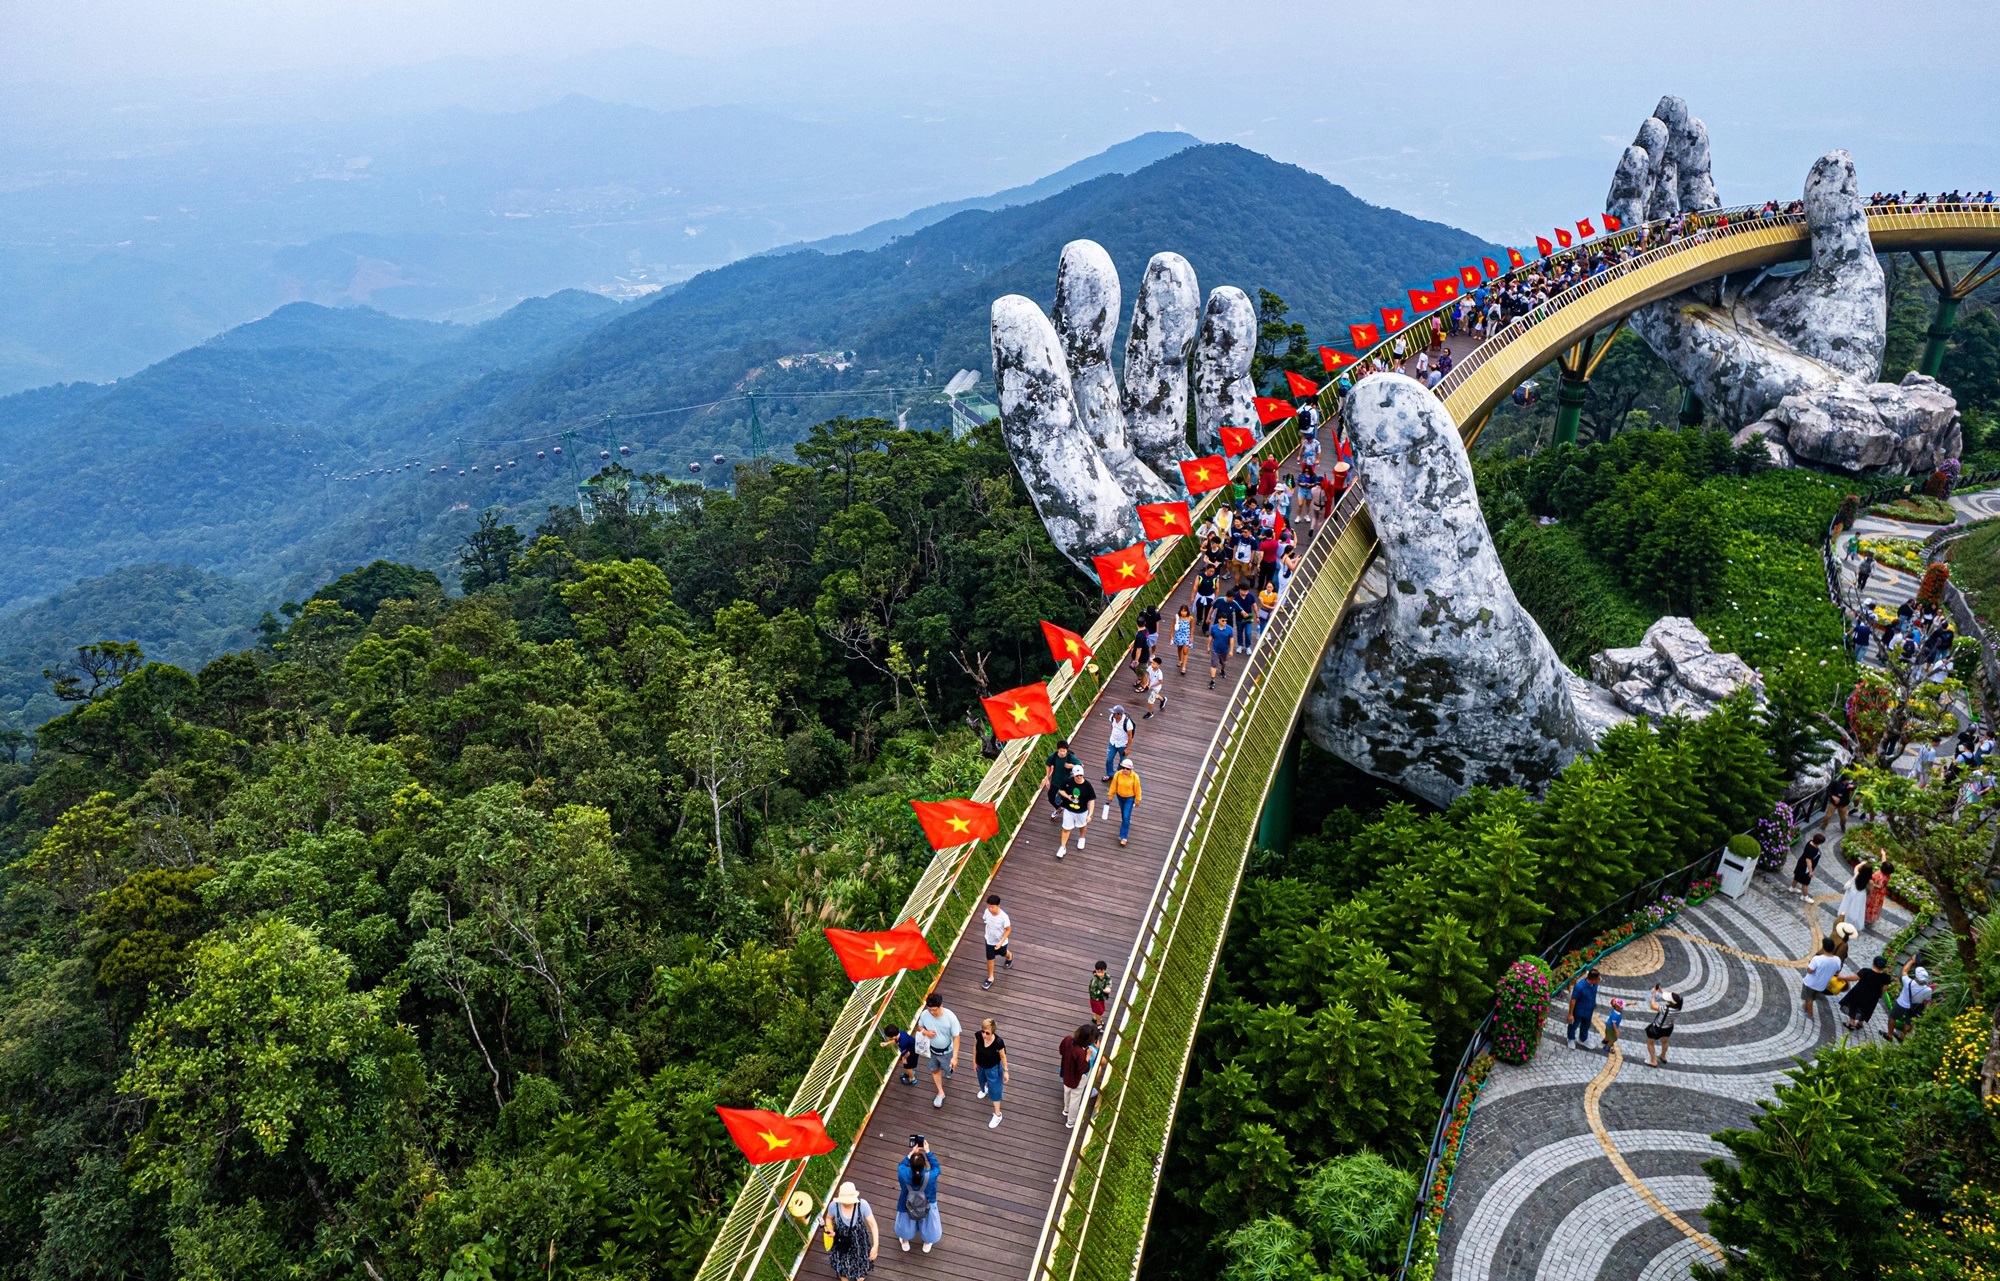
903 1172 930 1218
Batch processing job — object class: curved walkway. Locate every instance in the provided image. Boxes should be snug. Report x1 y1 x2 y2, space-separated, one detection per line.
1436 853 1911 1280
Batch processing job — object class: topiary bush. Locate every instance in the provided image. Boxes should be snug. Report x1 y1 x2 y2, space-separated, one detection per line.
1837 492 1861 530
1491 956 1554 1065
1727 832 1761 866
1293 1151 1417 1278
1917 561 1952 610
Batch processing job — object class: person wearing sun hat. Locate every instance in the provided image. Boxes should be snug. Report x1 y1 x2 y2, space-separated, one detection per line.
821 1180 878 1278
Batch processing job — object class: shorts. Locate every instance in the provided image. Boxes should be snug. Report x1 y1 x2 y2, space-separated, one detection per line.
926 1049 952 1075
1802 982 1829 1001
1089 998 1106 1019
1062 809 1090 830
984 942 1011 960
1644 1024 1672 1040
900 1050 919 1070
1603 1025 1619 1045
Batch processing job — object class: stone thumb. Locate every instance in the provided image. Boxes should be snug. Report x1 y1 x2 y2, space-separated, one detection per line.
1759 151 1885 381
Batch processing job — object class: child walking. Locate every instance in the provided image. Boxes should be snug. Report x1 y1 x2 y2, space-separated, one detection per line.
1173 606 1192 675
1143 657 1166 718
1088 961 1112 1033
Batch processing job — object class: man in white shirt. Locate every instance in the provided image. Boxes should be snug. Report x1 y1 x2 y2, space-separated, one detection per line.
981 894 1012 990
1801 940 1843 1016
916 992 961 1108
1888 959 1934 1041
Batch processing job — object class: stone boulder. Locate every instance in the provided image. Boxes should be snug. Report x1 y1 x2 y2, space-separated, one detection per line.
1743 372 1961 476
1590 616 1761 719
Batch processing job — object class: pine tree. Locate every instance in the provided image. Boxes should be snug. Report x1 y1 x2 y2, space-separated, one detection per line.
1529 761 1638 923
1684 693 1785 839
1399 913 1492 1053
1448 813 1549 963
1596 720 1699 880
1370 996 1437 1152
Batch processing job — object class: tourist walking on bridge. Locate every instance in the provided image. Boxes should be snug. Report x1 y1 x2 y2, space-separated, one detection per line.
974 1018 1008 1128
894 1136 942 1253
1110 757 1142 845
823 1181 878 1279
916 992 960 1108
981 895 1011 990
1059 1023 1097 1129
1057 765 1095 858
1104 705 1136 781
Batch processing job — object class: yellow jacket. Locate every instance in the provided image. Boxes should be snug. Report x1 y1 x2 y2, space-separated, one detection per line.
1109 769 1142 801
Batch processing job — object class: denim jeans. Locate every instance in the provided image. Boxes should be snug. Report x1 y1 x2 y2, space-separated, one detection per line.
1118 796 1134 840
1566 1013 1593 1046
1104 741 1125 777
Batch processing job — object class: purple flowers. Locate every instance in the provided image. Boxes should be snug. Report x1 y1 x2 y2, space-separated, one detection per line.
1752 802 1801 872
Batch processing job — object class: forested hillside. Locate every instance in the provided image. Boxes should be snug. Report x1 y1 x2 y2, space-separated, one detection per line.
0 417 1094 1279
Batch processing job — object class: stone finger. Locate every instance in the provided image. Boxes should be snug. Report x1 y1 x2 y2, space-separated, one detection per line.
1754 151 1886 381
991 294 1139 571
1673 113 1718 213
1053 240 1171 502
1192 287 1256 456
1122 252 1202 491
1633 114 1676 221
1607 145 1653 230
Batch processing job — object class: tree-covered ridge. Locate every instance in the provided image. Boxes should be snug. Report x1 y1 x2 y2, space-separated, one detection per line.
0 415 1092 1279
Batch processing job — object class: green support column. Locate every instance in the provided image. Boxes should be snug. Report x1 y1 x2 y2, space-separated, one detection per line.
1920 294 1960 378
1678 387 1704 428
1254 732 1301 855
1553 373 1589 447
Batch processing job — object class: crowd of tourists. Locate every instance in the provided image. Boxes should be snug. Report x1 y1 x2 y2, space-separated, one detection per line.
1867 189 1996 207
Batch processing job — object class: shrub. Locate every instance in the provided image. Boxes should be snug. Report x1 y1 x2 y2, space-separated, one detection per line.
1491 956 1554 1065
1869 493 1958 525
1837 492 1861 530
1727 832 1761 866
1292 1152 1417 1277
1924 469 1951 498
1751 802 1802 872
1952 634 1982 685
1917 561 1951 610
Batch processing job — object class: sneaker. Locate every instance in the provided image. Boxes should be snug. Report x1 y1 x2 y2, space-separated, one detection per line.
1208 680 1216 689
1002 959 1012 969
901 1240 911 1252
933 1094 945 1108
982 979 992 990
989 1113 1002 1128
1119 838 1127 846
977 1086 988 1098
1142 711 1153 719
1065 1118 1075 1129
1076 836 1086 849
1055 847 1065 860
922 1243 933 1254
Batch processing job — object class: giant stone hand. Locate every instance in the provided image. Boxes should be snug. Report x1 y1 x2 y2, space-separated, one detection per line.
992 241 1257 572
1609 95 1959 474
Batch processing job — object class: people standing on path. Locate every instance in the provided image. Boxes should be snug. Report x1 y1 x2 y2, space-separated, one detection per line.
974 1019 1008 1128
1110 757 1142 846
1840 954 1892 1033
1566 969 1601 1050
1044 740 1077 823
823 1180 878 1279
1887 958 1934 1041
1801 939 1843 1018
1173 607 1193 676
1104 705 1136 781
1143 657 1166 718
1208 615 1236 689
1059 1023 1097 1129
1089 960 1112 1032
1830 919 1858 964
1865 862 1893 929
1837 862 1874 933
916 993 960 1109
981 895 1011 990
1855 552 1875 600
1602 999 1624 1054
1057 765 1096 858
1821 772 1857 832
1793 832 1825 901
894 1137 942 1253
1644 988 1682 1066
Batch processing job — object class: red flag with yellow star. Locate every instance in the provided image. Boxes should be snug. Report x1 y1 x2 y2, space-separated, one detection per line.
908 799 1000 851
1179 455 1228 494
1603 213 1622 233
1460 266 1482 290
1252 399 1295 427
1433 278 1460 301
1222 423 1260 453
1407 288 1437 313
1319 346 1356 371
1092 543 1153 595
1553 227 1572 248
716 1106 838 1164
1482 256 1502 279
1378 306 1406 334
1040 619 1093 668
981 682 1059 741
1136 500 1192 540
1283 370 1320 398
1576 217 1596 238
1348 322 1381 349
1507 247 1527 268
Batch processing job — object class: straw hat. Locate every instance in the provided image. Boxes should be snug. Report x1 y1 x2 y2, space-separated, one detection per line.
835 1180 860 1206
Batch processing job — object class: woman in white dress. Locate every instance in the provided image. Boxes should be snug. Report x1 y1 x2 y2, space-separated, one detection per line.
1837 862 1874 933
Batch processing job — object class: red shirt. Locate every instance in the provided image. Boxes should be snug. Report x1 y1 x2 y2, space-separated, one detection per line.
1258 537 1278 565
1258 458 1279 496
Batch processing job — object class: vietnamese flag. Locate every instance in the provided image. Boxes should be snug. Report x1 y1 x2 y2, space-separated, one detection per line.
1434 278 1460 301
1482 256 1502 279
1535 236 1554 258
1576 217 1596 238
1040 619 1093 667
1319 346 1356 371
1348 322 1381 349
1554 227 1572 248
1604 213 1622 232
1407 288 1437 312
1378 307 1405 334
1220 423 1259 454
1507 247 1527 268
717 1107 838 1164
1180 455 1228 493
826 919 938 978
1459 266 1482 290
1136 499 1193 540
909 800 1000 851
1092 543 1153 595
1284 370 1320 398
982 681 1059 740
1251 398 1295 427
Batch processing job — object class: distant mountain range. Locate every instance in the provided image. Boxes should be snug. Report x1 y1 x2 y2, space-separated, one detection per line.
0 139 1494 727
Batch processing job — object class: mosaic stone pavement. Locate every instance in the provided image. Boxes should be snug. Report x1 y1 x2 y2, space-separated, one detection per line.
1435 842 1911 1280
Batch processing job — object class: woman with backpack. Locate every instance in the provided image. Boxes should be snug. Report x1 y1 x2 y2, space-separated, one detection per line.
894 1136 942 1254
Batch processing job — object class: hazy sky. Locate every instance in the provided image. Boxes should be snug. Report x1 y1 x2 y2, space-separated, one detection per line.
6 0 1998 242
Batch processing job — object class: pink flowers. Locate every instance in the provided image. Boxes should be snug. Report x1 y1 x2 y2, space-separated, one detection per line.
1492 957 1554 1064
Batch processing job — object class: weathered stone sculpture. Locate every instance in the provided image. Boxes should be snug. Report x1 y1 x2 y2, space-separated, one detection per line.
1609 97 1960 474
992 241 1250 573
1299 376 1609 806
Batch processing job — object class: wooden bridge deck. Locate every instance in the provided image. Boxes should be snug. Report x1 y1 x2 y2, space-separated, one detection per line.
836 468 1314 1280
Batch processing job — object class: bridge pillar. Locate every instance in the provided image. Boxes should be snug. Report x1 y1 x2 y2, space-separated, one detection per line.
1254 731 1300 854
1552 373 1589 447
1678 387 1704 428
1920 294 1960 378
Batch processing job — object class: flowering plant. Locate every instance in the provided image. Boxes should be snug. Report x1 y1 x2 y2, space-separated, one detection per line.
1425 1051 1494 1221
1686 877 1720 903
1491 957 1553 1065
1751 802 1801 871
